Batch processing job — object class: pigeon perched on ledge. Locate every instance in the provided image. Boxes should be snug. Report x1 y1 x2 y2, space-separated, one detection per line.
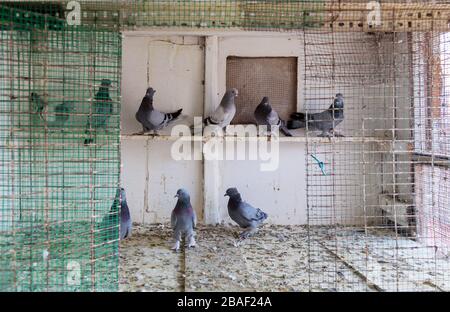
288 93 344 137
135 87 183 135
254 96 292 137
204 88 238 129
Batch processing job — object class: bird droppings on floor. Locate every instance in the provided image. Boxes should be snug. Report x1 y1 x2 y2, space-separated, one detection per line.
119 223 183 292
119 223 450 292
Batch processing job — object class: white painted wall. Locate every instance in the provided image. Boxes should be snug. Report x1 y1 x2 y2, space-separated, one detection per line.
121 35 204 223
120 31 407 226
219 142 307 225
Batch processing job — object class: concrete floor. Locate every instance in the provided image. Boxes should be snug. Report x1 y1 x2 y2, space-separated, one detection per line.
119 223 450 292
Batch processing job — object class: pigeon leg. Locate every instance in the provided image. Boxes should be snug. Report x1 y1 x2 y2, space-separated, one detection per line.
239 227 258 240
172 240 180 251
172 231 181 251
318 131 332 138
136 127 146 135
331 129 345 137
186 232 196 248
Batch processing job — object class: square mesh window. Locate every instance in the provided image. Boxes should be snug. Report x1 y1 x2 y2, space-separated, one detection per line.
226 56 297 124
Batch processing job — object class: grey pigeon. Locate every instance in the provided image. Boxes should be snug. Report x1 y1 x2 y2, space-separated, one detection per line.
224 187 268 240
101 187 132 241
30 93 75 126
254 97 292 137
50 101 75 127
30 92 46 120
118 187 132 240
135 87 183 134
287 93 344 137
171 188 196 251
204 88 238 129
84 79 113 145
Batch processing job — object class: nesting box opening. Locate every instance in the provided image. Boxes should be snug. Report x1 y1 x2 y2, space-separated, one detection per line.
226 56 298 125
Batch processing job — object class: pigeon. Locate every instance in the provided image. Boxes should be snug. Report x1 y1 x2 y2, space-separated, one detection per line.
84 79 113 145
204 88 238 129
135 87 183 135
118 187 132 240
30 93 75 126
171 188 196 251
50 101 75 127
224 187 268 240
101 187 132 241
254 97 292 137
287 93 344 137
30 92 46 120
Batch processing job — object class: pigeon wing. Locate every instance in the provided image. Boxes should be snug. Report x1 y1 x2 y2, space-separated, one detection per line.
208 105 226 125
267 109 280 126
238 202 261 222
149 109 167 127
171 210 177 229
192 210 197 228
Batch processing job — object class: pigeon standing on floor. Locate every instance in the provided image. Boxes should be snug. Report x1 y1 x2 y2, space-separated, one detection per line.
102 187 132 241
84 79 113 145
287 93 345 137
254 97 292 137
118 187 132 240
135 87 183 135
30 92 46 120
224 187 268 240
171 188 196 251
203 88 238 129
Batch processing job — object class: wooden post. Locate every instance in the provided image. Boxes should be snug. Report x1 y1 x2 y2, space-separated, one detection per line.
203 36 221 225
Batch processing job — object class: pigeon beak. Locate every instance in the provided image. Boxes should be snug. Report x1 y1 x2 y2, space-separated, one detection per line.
224 193 227 197
174 194 178 198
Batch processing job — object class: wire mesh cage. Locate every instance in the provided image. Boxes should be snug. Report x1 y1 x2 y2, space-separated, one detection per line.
303 29 450 291
0 4 121 291
1 0 450 293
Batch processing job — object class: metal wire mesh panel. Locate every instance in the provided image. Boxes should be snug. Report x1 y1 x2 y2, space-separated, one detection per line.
0 5 121 291
0 0 450 293
226 56 297 124
304 29 450 291
75 0 326 30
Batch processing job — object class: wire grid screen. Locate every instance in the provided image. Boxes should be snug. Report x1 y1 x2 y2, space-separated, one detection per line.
0 6 122 291
304 29 450 291
2 1 450 33
0 0 449 294
226 57 297 124
63 0 326 30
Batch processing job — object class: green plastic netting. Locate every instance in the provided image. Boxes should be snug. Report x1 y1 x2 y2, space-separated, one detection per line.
0 0 325 293
0 4 121 291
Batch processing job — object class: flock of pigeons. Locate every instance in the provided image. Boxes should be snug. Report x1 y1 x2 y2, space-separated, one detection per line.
30 81 345 250
31 81 345 141
135 87 345 138
30 79 114 144
107 186 268 252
